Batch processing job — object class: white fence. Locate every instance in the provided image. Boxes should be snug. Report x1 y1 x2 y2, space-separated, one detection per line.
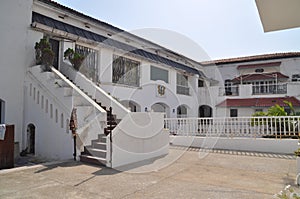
164 116 300 139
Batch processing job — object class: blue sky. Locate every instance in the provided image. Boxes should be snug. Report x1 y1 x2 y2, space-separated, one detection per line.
54 0 300 61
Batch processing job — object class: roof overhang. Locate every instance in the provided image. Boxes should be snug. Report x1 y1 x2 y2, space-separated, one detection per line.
217 97 300 107
255 0 300 32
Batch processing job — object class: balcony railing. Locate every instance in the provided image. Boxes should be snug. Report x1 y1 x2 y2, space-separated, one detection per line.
252 83 287 95
165 116 300 138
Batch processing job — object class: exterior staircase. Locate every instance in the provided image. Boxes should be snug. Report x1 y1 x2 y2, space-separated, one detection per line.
79 134 107 165
63 75 120 166
27 65 168 168
27 65 107 162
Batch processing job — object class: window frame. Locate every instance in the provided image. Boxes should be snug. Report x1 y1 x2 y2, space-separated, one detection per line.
230 109 238 117
112 55 140 87
75 44 99 82
150 65 169 83
176 73 189 95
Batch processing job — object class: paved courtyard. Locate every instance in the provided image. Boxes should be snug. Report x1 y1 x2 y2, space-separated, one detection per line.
0 147 297 199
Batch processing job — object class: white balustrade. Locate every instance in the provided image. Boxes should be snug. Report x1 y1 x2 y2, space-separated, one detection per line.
165 116 300 139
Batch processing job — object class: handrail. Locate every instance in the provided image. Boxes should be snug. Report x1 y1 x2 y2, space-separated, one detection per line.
27 68 70 115
50 66 106 114
60 63 130 119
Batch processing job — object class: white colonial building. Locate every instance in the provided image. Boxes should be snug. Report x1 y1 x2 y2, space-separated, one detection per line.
199 53 300 117
0 0 300 166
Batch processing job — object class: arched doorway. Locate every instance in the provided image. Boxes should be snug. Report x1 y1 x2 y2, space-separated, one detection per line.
151 103 170 118
177 105 188 118
120 100 141 112
199 105 213 118
27 124 35 154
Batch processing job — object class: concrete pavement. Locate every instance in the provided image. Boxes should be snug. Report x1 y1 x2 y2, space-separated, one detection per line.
0 147 297 199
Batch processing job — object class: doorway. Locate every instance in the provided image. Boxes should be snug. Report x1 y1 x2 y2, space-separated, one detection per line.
49 39 59 69
199 105 213 118
27 124 35 154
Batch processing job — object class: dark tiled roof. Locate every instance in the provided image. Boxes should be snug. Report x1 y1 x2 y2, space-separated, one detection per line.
216 97 300 107
37 0 203 72
237 62 281 69
231 72 289 82
202 52 300 66
38 0 124 33
32 12 201 76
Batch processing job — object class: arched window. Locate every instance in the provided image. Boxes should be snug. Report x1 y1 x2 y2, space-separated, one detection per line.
199 105 213 118
177 105 187 118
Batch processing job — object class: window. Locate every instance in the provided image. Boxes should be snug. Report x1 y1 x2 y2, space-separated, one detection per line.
61 113 64 128
50 104 53 118
224 79 233 95
176 73 189 95
29 83 32 96
41 95 44 109
112 55 140 87
33 87 36 100
230 109 238 117
284 107 291 115
198 79 204 87
45 99 48 113
255 68 264 73
75 44 99 82
255 109 263 113
37 91 40 104
55 109 58 123
150 66 168 83
177 105 187 118
292 74 300 82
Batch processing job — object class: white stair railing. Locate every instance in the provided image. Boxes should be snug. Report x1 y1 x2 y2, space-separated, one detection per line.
27 65 107 154
60 63 130 119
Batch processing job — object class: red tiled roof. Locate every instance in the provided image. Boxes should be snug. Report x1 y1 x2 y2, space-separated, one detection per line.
231 72 289 82
237 62 281 69
217 97 300 107
202 52 300 65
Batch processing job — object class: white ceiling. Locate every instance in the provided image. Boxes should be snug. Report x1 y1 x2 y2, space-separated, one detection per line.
255 0 300 32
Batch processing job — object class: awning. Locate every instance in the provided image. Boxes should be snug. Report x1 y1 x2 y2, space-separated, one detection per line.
216 97 300 107
237 62 281 70
232 72 289 83
32 12 203 76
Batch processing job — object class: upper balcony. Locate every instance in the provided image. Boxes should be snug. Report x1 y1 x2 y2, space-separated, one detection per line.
208 82 300 98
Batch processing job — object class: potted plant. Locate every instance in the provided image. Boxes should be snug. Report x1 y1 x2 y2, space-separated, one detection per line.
34 38 54 71
64 48 85 71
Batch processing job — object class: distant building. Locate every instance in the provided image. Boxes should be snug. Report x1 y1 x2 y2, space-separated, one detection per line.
201 53 300 117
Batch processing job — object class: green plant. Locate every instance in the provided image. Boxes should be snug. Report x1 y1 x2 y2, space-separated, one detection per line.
274 185 300 199
268 104 288 116
251 101 299 138
295 148 300 157
64 48 85 70
41 48 55 66
35 38 54 67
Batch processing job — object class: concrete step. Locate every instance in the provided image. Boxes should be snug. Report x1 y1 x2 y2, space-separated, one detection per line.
80 154 106 166
98 134 107 142
85 147 106 158
91 141 107 150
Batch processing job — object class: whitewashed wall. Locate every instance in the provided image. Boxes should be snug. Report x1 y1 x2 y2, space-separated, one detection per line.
0 0 40 150
111 113 169 168
170 136 298 155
